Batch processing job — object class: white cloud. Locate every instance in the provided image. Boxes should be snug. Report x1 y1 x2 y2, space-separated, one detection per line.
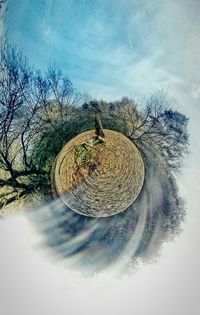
41 23 53 39
2 2 200 313
0 212 200 315
192 86 200 99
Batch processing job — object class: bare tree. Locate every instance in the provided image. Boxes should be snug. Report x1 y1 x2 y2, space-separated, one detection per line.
121 93 188 168
82 93 189 169
0 39 188 209
0 42 46 205
0 43 81 207
46 66 82 120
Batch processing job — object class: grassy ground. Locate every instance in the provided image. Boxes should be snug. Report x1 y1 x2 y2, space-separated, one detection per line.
52 129 145 217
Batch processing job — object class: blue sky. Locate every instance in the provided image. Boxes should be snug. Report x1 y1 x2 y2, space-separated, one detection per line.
4 0 200 192
4 0 200 105
3 1 200 158
1 2 200 312
3 0 200 161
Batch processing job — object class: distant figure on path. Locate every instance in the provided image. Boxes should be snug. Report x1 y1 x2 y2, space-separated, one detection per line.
95 115 105 141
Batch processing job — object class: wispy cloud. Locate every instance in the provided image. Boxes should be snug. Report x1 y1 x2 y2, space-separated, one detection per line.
5 0 200 111
128 33 133 49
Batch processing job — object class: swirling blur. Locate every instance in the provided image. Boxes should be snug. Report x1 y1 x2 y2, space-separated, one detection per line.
29 141 184 273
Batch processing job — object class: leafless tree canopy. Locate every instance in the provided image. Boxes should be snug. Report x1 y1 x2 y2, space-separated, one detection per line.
0 42 82 207
0 42 189 209
81 94 189 169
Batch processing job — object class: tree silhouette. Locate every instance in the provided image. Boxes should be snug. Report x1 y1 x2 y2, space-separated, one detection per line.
95 93 189 169
0 42 189 209
0 42 81 207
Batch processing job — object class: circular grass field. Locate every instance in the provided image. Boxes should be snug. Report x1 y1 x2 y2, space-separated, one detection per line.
52 129 145 217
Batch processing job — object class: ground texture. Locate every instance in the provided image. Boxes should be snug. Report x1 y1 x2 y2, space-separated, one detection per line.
52 129 145 217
